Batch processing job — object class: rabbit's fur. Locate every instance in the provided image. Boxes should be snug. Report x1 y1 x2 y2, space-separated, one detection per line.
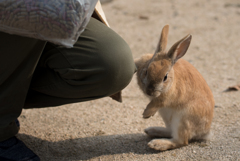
135 25 214 151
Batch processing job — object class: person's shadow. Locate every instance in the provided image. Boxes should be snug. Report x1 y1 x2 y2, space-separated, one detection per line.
17 133 158 160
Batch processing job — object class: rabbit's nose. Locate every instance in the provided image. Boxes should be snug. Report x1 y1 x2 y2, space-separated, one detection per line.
146 89 151 96
146 85 155 96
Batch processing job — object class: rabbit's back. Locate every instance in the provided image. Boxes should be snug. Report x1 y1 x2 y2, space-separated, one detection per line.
173 59 214 109
171 59 214 129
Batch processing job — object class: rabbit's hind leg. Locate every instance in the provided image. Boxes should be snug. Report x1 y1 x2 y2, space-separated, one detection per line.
144 127 171 138
147 121 190 151
147 135 188 151
147 138 178 151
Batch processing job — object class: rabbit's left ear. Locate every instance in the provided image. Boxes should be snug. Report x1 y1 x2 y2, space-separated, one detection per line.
152 25 169 60
167 34 192 64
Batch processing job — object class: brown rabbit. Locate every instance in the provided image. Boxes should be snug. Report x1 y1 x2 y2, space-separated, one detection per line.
135 25 214 151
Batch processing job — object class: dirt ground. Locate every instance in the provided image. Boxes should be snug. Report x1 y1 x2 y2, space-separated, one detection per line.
18 0 240 160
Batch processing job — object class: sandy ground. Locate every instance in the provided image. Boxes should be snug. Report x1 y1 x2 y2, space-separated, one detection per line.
18 0 240 160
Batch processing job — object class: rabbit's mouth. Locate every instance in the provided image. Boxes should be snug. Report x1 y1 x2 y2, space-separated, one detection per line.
152 91 161 97
146 89 161 97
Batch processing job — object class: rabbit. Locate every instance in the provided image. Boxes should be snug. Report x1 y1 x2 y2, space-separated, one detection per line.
134 25 214 151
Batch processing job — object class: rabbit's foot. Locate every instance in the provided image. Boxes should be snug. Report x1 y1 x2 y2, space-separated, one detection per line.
144 127 171 138
148 139 177 151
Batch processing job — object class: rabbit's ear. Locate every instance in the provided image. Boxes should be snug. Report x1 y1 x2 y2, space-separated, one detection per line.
167 34 192 64
153 25 169 57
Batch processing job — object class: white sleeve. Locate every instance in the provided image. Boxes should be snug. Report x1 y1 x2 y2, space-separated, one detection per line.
0 0 98 47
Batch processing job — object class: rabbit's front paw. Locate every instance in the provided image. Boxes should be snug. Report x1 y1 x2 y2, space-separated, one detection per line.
148 139 176 151
142 107 158 118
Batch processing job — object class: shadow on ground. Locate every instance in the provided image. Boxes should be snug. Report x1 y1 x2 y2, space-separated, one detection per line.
17 133 159 160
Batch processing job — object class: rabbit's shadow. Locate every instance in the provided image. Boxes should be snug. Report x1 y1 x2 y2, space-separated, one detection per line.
17 133 157 160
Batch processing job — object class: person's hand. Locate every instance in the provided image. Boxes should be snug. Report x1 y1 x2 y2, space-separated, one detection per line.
100 0 113 4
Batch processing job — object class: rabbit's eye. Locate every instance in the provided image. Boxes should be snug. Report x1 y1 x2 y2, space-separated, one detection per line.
145 70 148 75
163 73 168 82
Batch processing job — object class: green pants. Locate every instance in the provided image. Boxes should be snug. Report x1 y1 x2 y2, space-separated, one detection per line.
0 18 136 141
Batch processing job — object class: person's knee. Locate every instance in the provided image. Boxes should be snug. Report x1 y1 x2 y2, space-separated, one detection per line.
77 17 136 96
96 35 136 96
